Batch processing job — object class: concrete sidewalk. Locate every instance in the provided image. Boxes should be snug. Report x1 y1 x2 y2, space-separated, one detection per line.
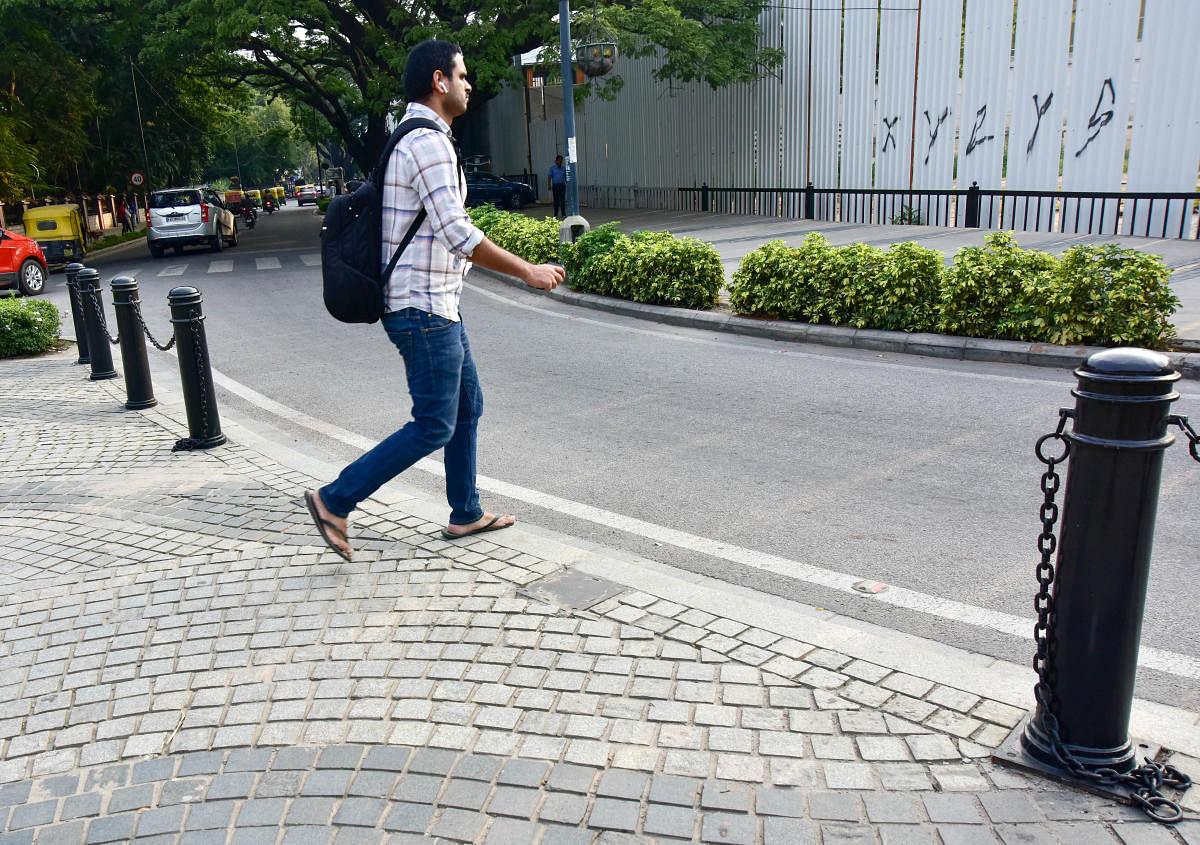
1 353 1198 844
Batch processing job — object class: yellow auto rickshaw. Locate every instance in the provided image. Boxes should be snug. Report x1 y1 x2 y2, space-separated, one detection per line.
245 189 262 208
271 186 285 206
22 204 87 266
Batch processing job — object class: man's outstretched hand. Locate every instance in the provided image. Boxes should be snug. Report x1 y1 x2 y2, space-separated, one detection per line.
525 262 565 291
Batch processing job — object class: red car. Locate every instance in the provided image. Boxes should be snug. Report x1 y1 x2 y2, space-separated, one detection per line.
0 227 49 296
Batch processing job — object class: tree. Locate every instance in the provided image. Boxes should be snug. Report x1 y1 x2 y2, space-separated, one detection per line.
0 0 243 200
141 0 783 176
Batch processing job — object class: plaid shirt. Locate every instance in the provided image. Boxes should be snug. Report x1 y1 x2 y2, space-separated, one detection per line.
381 103 484 321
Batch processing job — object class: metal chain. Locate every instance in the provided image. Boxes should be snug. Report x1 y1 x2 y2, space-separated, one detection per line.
1032 408 1193 823
129 297 176 351
1171 415 1200 463
88 290 119 345
172 311 210 452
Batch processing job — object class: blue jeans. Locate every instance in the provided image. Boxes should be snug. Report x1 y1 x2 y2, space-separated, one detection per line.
320 308 484 525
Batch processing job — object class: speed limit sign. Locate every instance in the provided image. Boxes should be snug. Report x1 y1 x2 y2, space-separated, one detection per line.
130 171 145 187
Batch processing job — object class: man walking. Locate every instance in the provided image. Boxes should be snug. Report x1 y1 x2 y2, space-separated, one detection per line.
548 154 567 218
304 40 565 561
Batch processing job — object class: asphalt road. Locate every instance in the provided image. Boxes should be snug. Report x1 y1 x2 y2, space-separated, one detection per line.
48 202 1200 710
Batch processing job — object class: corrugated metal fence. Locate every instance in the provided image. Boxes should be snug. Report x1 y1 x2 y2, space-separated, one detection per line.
485 0 1200 238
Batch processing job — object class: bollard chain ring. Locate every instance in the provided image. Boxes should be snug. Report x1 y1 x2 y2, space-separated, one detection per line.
89 292 119 345
1031 408 1193 823
1170 415 1200 463
130 297 176 351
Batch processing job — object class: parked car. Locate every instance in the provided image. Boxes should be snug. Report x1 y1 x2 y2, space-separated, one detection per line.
146 187 237 258
295 184 319 206
465 171 536 210
0 227 49 295
22 204 87 267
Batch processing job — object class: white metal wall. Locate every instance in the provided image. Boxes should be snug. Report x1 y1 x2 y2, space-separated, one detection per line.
485 0 1200 234
1123 0 1200 237
1060 0 1141 233
1006 0 1073 230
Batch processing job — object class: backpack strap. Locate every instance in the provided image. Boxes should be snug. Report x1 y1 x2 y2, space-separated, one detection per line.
376 117 455 284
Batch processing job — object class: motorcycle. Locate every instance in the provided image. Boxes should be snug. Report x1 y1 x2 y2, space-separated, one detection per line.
263 196 275 215
241 205 257 230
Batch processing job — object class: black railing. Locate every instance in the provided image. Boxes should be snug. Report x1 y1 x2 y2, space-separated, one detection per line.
675 183 1200 240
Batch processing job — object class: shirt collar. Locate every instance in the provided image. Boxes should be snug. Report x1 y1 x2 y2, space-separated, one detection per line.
403 102 452 135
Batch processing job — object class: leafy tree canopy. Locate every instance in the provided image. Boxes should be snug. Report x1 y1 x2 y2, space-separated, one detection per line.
142 0 783 175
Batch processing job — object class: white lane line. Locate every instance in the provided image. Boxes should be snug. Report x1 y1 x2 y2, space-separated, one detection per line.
204 360 1200 681
464 280 1064 388
158 265 186 277
256 257 282 270
208 260 234 273
300 253 321 267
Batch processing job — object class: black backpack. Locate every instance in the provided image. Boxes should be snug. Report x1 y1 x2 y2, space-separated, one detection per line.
319 118 446 323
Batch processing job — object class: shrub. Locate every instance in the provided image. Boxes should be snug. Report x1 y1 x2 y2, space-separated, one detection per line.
470 206 561 264
561 222 624 294
938 231 1056 340
728 234 835 322
730 230 1178 347
0 297 62 358
1034 244 1178 347
606 231 724 309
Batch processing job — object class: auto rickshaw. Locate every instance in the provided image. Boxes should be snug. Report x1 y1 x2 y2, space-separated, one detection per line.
271 186 285 206
22 204 87 266
245 189 262 208
224 189 244 209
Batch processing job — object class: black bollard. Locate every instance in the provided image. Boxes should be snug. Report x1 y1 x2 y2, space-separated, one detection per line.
76 268 117 380
110 276 157 410
167 286 225 449
64 262 89 364
997 348 1189 813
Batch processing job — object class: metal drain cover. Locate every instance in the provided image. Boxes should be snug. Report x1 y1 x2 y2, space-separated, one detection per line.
520 569 626 611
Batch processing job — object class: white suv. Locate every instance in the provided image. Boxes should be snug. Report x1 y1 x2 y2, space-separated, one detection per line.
147 187 237 258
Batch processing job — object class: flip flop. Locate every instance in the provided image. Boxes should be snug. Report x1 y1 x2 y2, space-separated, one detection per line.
304 491 352 561
440 514 514 540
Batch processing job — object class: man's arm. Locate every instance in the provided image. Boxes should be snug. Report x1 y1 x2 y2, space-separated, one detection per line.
469 237 564 291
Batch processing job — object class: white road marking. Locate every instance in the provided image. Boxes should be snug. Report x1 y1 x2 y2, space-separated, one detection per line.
256 257 282 270
159 265 186 277
300 253 321 266
202 359 1200 681
208 260 234 273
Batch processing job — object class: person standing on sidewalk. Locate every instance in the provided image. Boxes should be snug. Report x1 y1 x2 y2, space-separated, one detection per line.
548 155 567 218
304 39 565 561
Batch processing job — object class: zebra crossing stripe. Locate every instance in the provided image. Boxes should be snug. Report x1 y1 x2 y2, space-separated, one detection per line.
300 253 321 266
159 265 186 277
255 257 282 270
208 260 234 273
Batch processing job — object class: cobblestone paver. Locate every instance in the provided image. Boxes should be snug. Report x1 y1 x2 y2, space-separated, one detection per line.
0 356 1195 843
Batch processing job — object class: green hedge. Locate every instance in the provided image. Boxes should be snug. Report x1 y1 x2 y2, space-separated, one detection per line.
469 204 561 264
88 229 146 252
730 232 1179 348
471 206 724 310
0 297 62 358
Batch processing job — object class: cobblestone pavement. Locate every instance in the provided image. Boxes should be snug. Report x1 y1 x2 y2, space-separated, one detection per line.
2 353 1198 844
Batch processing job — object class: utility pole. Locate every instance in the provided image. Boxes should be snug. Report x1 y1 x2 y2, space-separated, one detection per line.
130 59 153 193
557 0 589 238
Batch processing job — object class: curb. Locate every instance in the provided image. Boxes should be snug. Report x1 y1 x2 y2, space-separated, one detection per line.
473 267 1200 381
76 232 148 264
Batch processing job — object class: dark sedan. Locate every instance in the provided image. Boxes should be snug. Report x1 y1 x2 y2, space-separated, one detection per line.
465 172 536 210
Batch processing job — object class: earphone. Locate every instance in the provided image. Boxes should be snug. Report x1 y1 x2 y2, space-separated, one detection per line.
438 82 448 94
